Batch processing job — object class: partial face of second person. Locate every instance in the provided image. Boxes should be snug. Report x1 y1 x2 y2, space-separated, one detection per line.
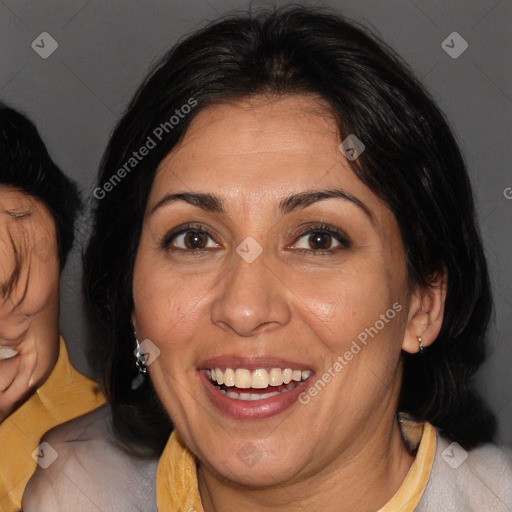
0 187 60 422
132 95 438 488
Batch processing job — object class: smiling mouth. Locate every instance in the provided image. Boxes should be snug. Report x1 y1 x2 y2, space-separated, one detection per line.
205 367 313 401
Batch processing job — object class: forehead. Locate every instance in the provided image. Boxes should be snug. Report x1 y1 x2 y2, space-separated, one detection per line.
178 94 338 152
160 95 338 167
149 95 391 222
0 184 52 214
0 186 38 210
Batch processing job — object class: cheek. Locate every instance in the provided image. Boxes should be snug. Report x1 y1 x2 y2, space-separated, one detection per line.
0 244 13 283
25 254 60 311
0 357 21 391
132 259 208 348
288 263 400 351
33 333 60 384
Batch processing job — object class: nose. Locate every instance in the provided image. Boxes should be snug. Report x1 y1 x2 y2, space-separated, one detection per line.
210 248 291 337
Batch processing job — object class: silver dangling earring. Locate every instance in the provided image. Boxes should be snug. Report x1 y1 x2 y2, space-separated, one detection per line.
131 331 147 390
134 335 147 375
418 336 425 356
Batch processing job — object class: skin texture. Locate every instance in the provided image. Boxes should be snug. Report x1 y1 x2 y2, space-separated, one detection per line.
0 186 60 423
131 95 446 511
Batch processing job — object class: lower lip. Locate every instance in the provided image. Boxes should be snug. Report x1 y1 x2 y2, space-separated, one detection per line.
199 370 311 420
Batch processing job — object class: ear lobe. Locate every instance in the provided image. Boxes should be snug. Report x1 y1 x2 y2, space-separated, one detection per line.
402 269 447 354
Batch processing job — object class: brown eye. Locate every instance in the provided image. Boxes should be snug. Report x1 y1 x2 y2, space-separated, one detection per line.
291 224 351 254
162 224 220 252
308 232 333 250
183 231 208 249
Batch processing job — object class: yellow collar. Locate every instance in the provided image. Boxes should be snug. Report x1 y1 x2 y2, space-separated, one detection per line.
157 415 436 511
0 337 105 510
378 416 436 511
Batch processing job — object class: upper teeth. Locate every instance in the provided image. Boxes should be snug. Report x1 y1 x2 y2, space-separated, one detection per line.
208 368 312 388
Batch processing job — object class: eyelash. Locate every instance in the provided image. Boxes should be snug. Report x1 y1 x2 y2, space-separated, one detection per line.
161 222 351 256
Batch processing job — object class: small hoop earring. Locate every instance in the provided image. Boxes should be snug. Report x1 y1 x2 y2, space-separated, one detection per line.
418 336 425 356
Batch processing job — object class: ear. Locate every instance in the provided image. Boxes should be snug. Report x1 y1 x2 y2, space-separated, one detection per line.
402 268 448 354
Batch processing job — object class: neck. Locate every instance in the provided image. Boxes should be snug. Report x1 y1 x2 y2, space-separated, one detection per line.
198 412 415 512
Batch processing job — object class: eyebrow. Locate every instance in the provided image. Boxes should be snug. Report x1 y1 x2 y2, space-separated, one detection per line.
1 208 33 218
150 189 374 223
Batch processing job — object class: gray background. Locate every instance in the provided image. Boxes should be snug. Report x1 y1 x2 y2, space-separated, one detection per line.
1 0 511 444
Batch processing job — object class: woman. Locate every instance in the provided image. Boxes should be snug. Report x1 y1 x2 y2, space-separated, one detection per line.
24 6 512 511
0 104 105 511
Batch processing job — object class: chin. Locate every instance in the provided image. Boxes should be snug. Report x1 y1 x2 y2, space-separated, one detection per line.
201 441 306 488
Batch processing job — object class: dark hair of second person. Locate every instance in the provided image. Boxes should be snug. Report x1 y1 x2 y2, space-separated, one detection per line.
0 104 82 268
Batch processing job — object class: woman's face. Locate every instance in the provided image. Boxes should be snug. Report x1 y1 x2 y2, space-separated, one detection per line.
0 187 60 422
132 95 417 486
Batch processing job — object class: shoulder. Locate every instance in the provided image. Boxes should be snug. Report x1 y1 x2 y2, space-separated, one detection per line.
22 404 159 512
418 432 512 511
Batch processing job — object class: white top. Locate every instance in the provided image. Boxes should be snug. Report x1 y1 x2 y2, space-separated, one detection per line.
417 433 512 511
22 405 158 511
22 405 512 511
